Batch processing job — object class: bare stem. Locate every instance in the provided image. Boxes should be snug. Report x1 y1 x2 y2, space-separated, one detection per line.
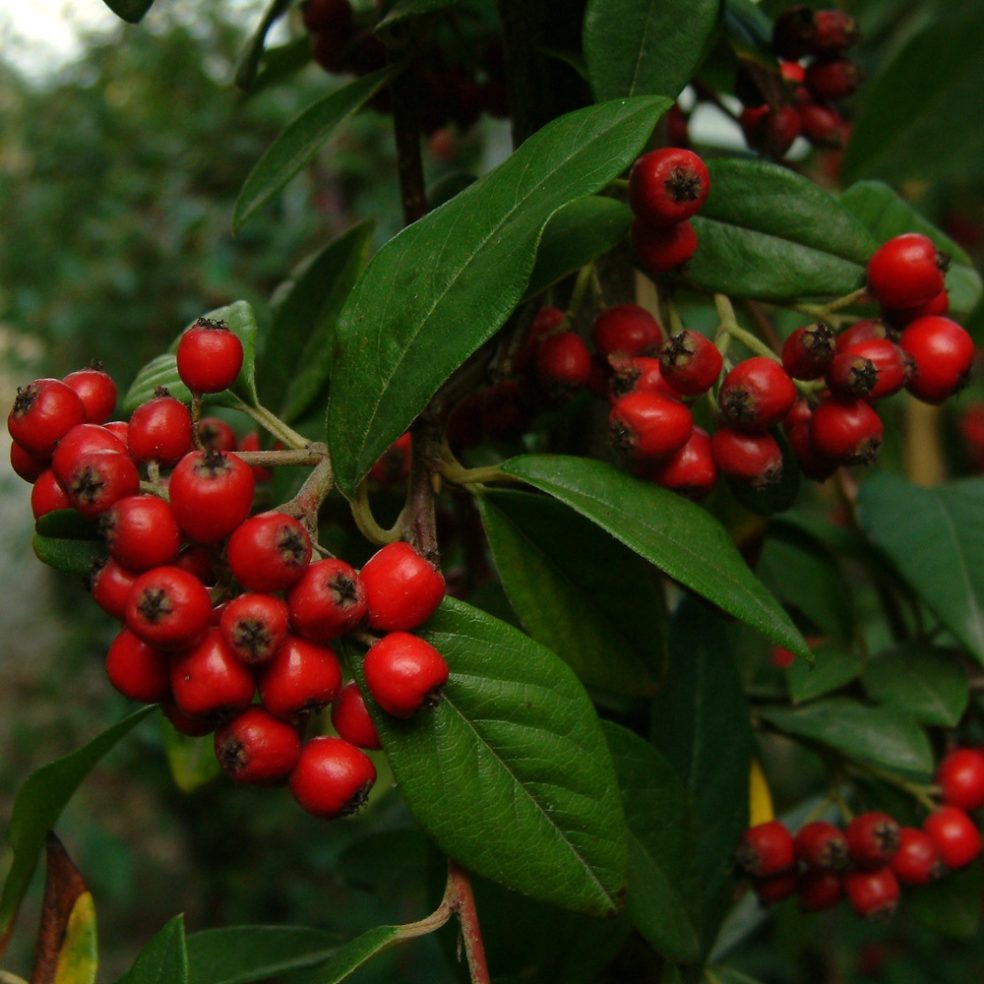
406 418 442 563
448 862 492 984
389 57 426 224
191 394 205 450
278 450 334 531
845 762 938 813
234 448 324 468
237 400 310 450
350 481 405 545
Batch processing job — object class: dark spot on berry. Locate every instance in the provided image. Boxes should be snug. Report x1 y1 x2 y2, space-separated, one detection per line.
803 322 834 357
664 165 702 203
720 387 756 424
217 734 247 774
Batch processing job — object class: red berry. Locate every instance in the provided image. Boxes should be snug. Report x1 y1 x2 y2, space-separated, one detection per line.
607 355 678 402
780 60 806 86
88 557 138 620
782 322 835 380
168 450 255 544
786 410 837 482
891 827 943 886
806 58 860 102
238 431 272 483
162 700 215 737
844 868 899 920
359 542 446 632
659 330 724 396
883 289 949 327
795 820 849 871
65 450 140 519
214 708 301 785
771 645 796 669
63 366 117 423
842 338 910 401
924 806 983 870
740 105 802 158
174 545 215 585
31 470 70 519
845 811 900 867
260 636 343 719
645 427 717 499
711 429 784 489
331 682 382 750
867 234 946 310
51 423 127 489
176 319 244 394
632 218 698 274
227 511 312 592
125 566 212 650
287 558 368 641
812 10 860 53
536 332 592 390
102 495 181 571
220 593 289 666
515 306 566 374
826 351 878 399
810 399 883 465
170 627 256 716
369 432 412 484
628 148 711 227
735 820 796 877
8 379 86 456
754 872 798 905
105 627 170 703
103 420 129 447
798 103 845 147
197 416 238 452
798 870 843 912
900 316 974 403
10 441 48 483
591 304 663 358
937 748 984 811
835 319 887 354
128 392 193 466
719 358 797 431
289 736 376 820
609 391 693 460
363 632 450 718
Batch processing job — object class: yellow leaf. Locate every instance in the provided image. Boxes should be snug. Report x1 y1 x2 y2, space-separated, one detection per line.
53 892 97 984
748 759 774 827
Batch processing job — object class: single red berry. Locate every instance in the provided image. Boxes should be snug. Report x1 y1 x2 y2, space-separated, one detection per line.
51 423 127 489
168 450 255 544
937 748 984 811
63 366 117 424
31 470 70 520
515 306 566 374
103 420 129 447
607 355 679 402
176 319 244 394
810 399 883 465
740 105 802 158
360 542 446 632
125 566 212 649
900 316 975 403
711 429 784 489
772 5 816 59
88 557 137 620
806 58 860 102
331 682 382 750
645 427 717 499
826 352 878 399
719 358 797 431
628 148 711 227
220 593 289 666
66 450 140 519
835 319 887 354
227 511 312 592
10 441 48 483
786 412 837 482
812 10 860 52
105 627 170 703
924 806 983 870
287 558 368 641
735 820 796 877
782 322 835 380
883 289 949 327
8 379 86 456
536 332 592 390
891 827 943 886
174 545 215 585
659 329 724 396
289 736 376 820
170 627 256 717
754 872 798 905
369 432 412 483
844 868 899 920
867 234 947 310
632 218 698 274
798 870 843 912
260 635 343 719
771 645 796 669
363 631 450 718
845 811 900 867
795 821 850 871
609 392 693 460
162 699 215 737
128 391 193 466
101 495 181 571
214 707 301 785
591 304 663 358
780 60 806 85
797 103 845 147
197 416 238 452
841 338 910 401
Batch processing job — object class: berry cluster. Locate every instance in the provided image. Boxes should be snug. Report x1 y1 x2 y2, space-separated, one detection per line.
8 318 451 821
739 748 984 919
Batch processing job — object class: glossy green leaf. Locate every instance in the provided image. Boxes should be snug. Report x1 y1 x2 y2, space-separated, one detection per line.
35 509 98 541
786 643 863 703
858 474 984 663
305 926 397 984
652 600 752 947
349 597 629 915
603 722 699 963
840 181 982 317
327 96 668 495
260 221 375 423
122 354 191 413
584 0 722 101
478 490 663 695
186 926 342 984
162 719 221 794
117 915 188 984
842 9 984 184
250 38 312 96
235 0 292 91
377 0 458 29
908 861 981 939
862 643 968 727
502 455 810 660
759 698 933 775
54 892 98 984
525 197 632 300
33 532 103 576
100 0 154 23
684 159 877 301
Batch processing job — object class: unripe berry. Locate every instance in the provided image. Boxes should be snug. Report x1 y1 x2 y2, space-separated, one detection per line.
168 450 255 544
63 366 117 424
363 631 450 718
936 748 984 811
844 868 899 920
227 512 312 592
176 318 244 394
711 429 784 489
288 558 368 641
220 593 290 666
782 323 834 381
924 806 983 870
331 682 382 750
867 234 946 310
260 636 343 719
170 627 256 716
628 148 710 227
289 736 376 819
891 828 943 886
105 628 170 703
359 542 446 632
591 304 663 358
214 707 301 785
8 379 86 456
811 399 883 465
795 820 849 871
632 218 698 274
735 820 795 877
719 358 797 431
101 495 181 571
125 566 212 650
659 329 724 396
127 391 193 466
900 316 974 404
845 811 900 868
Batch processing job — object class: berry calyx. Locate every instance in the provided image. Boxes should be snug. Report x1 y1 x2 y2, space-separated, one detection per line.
735 820 796 877
628 148 710 227
66 449 140 519
176 318 244 394
331 682 382 750
51 423 127 488
287 558 368 641
220 593 290 666
841 338 910 401
214 708 301 785
782 322 834 381
363 631 450 718
607 355 678 402
289 736 376 820
359 542 446 632
227 511 313 592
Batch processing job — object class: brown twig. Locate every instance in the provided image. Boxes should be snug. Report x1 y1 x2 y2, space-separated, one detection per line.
447 861 491 984
389 56 426 224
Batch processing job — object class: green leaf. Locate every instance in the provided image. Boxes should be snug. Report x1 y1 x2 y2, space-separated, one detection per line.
162 719 221 794
478 490 664 696
348 597 629 916
35 510 98 541
786 643 863 703
33 531 103 576
260 222 375 423
234 71 393 232
840 181 982 318
862 642 968 727
377 0 458 30
603 722 699 963
759 698 933 775
304 926 397 984
235 0 292 92
100 0 154 23
250 39 312 96
651 600 752 948
122 354 190 413
842 9 984 184
54 892 98 984
907 860 981 939
525 197 632 300
684 159 877 301
117 915 189 984
584 0 722 102
501 455 810 660
186 926 341 984
857 474 984 663
722 0 774 62
327 96 669 495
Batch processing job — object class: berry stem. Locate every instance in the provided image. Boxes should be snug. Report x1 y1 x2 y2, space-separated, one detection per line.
279 450 334 529
715 294 779 360
608 177 630 192
406 417 442 563
844 761 939 813
350 481 405 546
191 394 205 451
448 861 492 984
437 447 515 488
234 398 310 450
566 263 595 322
390 53 426 225
667 293 685 337
234 448 325 468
